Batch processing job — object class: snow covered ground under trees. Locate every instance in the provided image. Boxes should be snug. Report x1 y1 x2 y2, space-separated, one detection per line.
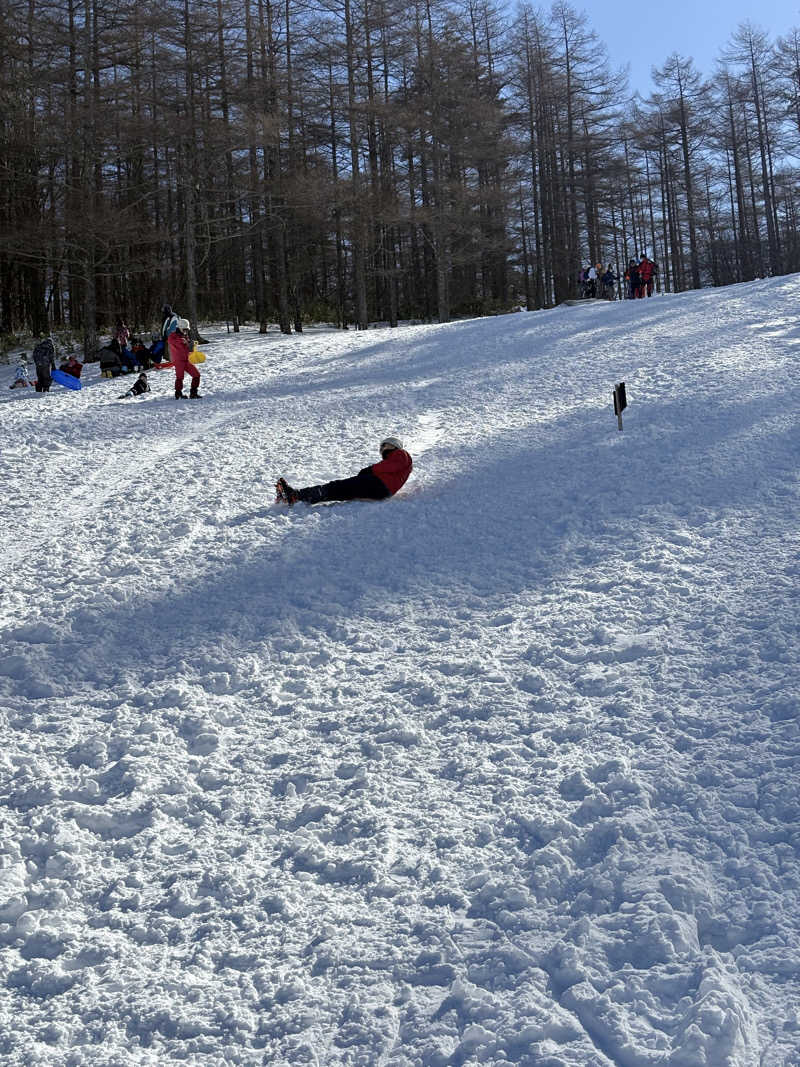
1 277 799 1066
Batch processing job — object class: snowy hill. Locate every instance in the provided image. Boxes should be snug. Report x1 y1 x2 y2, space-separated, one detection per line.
1 278 799 1066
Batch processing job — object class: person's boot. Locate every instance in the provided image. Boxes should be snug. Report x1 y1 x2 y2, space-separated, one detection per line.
175 386 187 399
189 377 202 399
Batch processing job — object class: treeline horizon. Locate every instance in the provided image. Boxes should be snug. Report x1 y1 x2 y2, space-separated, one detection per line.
1 0 798 354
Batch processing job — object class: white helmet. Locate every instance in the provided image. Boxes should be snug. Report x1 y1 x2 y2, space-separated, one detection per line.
178 317 190 330
379 435 403 455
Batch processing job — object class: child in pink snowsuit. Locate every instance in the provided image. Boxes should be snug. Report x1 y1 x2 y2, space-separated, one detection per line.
168 318 201 399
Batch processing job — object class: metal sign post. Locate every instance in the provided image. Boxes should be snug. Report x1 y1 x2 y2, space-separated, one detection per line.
613 382 627 431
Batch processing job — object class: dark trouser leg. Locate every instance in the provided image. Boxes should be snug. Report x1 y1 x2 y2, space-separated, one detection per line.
173 354 186 394
298 471 390 504
186 363 201 397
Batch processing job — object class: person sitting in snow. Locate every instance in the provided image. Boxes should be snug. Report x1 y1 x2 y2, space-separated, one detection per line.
112 317 138 373
99 343 123 378
118 372 150 399
130 336 151 368
276 436 412 506
9 355 33 388
59 354 83 379
148 333 166 365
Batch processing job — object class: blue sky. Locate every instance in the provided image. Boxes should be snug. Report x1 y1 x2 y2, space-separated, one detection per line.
581 0 800 96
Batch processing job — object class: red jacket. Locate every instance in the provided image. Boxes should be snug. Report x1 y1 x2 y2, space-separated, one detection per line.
60 357 83 379
639 258 654 281
370 448 412 495
168 331 191 363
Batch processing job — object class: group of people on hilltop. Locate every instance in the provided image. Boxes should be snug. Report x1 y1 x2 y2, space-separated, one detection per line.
578 253 658 301
579 263 617 300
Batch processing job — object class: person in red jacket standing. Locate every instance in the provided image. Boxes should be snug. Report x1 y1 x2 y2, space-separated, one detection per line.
639 254 656 297
276 436 412 506
168 317 202 399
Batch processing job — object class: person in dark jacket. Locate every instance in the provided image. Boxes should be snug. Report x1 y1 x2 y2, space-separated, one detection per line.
276 436 413 506
33 338 56 392
99 345 123 378
601 265 616 300
161 305 179 346
118 372 150 398
626 260 641 300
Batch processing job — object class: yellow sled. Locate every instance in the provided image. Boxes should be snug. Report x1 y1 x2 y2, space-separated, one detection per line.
189 350 206 365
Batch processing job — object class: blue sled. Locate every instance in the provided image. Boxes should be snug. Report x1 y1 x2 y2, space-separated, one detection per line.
51 369 82 390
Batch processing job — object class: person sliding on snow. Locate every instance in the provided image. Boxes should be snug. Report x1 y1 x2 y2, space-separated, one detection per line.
169 318 201 399
276 436 412 506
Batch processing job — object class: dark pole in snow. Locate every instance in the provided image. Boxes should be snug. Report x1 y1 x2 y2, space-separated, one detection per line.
613 382 627 431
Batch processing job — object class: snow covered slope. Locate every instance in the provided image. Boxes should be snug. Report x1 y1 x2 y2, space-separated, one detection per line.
1 277 799 1066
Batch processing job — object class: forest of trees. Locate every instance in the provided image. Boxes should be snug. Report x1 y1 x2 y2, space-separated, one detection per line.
1 0 799 354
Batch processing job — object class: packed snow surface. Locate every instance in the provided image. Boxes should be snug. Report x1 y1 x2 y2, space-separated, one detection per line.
1 277 799 1067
